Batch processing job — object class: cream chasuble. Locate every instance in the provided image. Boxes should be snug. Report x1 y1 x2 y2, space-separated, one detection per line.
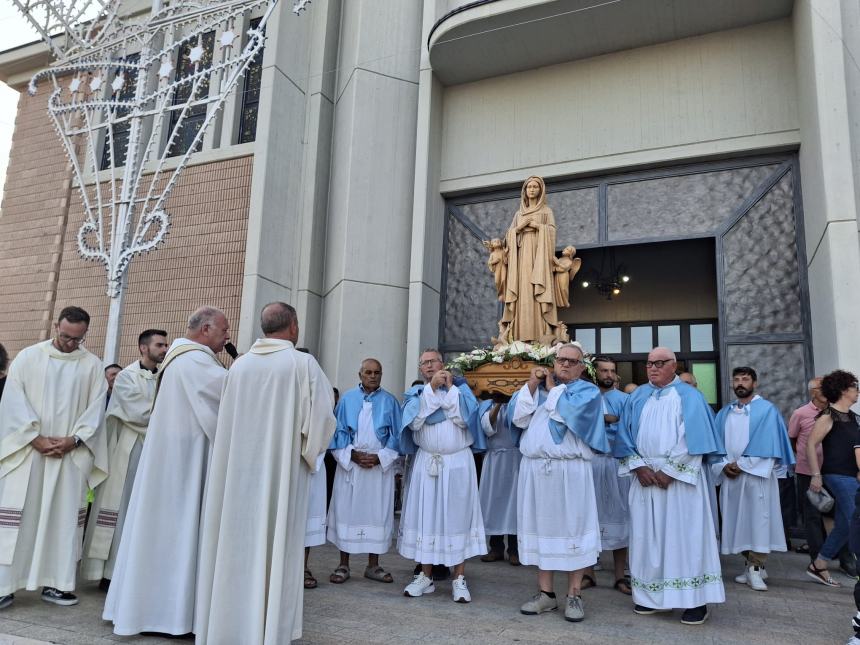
82 361 157 580
0 340 107 595
195 338 336 645
103 339 225 636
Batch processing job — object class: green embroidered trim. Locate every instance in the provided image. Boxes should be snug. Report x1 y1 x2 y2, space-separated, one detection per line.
665 456 699 477
631 573 722 592
619 456 634 467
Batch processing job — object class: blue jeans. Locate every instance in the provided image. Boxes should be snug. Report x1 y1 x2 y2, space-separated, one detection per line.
819 474 859 561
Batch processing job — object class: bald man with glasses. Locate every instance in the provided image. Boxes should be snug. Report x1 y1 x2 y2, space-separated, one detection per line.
614 347 726 626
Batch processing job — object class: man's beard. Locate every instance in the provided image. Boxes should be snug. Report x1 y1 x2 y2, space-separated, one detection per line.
734 385 754 399
599 378 614 389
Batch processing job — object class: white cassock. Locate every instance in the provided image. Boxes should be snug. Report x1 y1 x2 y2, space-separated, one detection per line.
104 338 225 635
397 386 486 565
0 341 107 595
620 388 725 609
82 361 156 581
592 396 630 550
711 397 786 555
304 454 328 548
195 338 336 645
513 385 600 571
328 403 399 554
479 404 520 536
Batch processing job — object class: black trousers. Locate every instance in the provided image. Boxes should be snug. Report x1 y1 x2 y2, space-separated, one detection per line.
488 534 518 555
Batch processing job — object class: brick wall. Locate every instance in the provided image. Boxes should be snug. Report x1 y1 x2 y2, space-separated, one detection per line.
0 86 251 366
0 82 74 354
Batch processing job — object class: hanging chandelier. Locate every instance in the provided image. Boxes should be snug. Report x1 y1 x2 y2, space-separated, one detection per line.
580 247 630 300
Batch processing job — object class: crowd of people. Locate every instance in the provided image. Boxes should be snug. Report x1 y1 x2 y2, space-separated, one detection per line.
0 304 857 643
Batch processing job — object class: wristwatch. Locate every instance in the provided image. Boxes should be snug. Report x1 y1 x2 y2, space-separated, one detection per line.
73 436 82 448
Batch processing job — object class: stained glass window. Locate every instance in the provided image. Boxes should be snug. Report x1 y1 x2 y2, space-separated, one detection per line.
100 53 140 170
238 18 264 144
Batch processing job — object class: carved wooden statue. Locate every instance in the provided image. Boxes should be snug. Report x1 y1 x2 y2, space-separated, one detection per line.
485 175 572 345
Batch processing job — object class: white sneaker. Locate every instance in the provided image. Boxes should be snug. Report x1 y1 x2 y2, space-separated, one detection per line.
746 565 768 591
452 575 471 603
404 572 435 597
734 567 768 583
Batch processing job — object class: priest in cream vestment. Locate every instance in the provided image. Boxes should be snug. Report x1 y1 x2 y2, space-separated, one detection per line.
81 329 168 584
104 307 230 635
0 306 108 608
195 302 336 644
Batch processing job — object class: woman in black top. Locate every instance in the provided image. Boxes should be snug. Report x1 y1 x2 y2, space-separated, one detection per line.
807 369 860 587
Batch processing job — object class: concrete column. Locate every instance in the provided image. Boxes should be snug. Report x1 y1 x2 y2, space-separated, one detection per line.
793 0 860 373
319 0 422 391
405 1 447 389
237 3 313 349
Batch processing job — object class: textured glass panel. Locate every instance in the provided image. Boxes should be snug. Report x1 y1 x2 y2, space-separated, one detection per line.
657 325 681 351
726 343 807 420
690 324 714 352
101 54 140 170
601 327 622 354
458 198 520 241
442 215 499 346
551 187 599 246
692 362 718 405
607 165 781 240
630 326 652 353
723 172 803 335
168 31 215 157
575 328 596 353
238 17 264 144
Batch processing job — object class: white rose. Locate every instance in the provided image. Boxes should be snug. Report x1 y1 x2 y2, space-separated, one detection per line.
492 355 504 363
508 340 529 355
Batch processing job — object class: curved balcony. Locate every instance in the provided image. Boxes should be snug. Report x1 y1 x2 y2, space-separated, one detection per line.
428 0 793 85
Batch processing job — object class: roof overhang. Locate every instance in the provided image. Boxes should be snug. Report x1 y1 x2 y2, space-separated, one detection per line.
429 0 795 86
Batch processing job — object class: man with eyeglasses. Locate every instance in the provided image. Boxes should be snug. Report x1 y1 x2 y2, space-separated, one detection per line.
82 329 169 590
0 306 108 610
614 347 725 626
398 348 487 603
513 343 607 623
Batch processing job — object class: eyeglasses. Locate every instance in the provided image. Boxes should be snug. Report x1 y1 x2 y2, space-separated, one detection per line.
555 357 582 366
645 359 673 368
418 358 442 367
57 332 86 345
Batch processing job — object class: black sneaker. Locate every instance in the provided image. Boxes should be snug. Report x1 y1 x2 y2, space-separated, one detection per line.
634 604 662 615
680 605 709 625
431 564 450 581
0 593 13 610
41 587 78 606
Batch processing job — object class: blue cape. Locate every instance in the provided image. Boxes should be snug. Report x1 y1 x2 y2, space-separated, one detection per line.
330 385 402 452
510 380 608 453
613 380 725 460
474 399 522 447
398 379 485 455
601 388 628 447
715 397 796 466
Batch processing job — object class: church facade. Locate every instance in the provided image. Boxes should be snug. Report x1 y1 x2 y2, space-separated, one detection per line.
0 0 857 417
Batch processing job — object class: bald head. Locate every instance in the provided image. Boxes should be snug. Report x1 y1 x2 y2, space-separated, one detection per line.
679 372 698 388
261 302 298 343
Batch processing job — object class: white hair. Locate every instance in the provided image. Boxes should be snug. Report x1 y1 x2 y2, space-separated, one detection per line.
187 306 224 331
649 346 677 361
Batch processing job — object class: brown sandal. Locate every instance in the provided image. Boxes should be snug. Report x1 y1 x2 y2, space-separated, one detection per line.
806 562 840 587
614 576 632 595
580 574 596 590
304 569 318 589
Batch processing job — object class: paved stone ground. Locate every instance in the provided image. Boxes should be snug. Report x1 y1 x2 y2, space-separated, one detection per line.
0 542 851 644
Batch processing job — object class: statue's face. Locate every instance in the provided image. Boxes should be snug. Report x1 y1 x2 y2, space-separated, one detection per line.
525 180 541 199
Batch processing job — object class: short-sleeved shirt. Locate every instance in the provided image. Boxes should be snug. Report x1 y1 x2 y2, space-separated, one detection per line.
788 401 824 476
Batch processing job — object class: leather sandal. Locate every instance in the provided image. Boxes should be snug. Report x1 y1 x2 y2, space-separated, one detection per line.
304 569 318 589
806 562 840 587
329 565 350 584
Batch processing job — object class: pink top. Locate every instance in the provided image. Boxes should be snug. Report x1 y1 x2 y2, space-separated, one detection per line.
788 401 825 476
